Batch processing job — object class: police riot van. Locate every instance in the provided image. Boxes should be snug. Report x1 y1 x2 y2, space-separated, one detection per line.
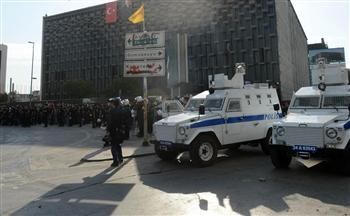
270 58 350 175
152 63 282 167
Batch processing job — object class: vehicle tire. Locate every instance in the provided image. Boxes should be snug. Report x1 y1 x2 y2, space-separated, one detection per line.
270 146 292 169
190 135 218 167
261 130 272 155
154 144 178 161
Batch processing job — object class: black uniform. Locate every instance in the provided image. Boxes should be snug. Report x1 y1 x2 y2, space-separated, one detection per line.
122 104 132 140
42 107 49 127
107 104 124 166
136 102 144 137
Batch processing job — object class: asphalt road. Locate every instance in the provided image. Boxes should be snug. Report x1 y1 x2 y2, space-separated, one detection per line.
1 126 349 215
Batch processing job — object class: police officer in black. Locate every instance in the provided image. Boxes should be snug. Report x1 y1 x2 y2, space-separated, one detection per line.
42 105 49 127
107 97 124 167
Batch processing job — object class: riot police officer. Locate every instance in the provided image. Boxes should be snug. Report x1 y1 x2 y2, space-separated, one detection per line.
134 96 144 137
122 99 132 140
107 97 124 167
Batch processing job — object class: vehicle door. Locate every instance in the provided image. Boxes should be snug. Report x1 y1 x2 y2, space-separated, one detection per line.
223 98 244 144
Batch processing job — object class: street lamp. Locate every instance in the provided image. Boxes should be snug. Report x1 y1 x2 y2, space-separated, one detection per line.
28 41 35 106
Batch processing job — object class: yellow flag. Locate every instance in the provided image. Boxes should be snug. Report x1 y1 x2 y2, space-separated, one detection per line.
128 3 144 24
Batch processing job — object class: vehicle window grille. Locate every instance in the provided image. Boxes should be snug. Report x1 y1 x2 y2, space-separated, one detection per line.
293 97 320 108
323 96 350 108
227 100 241 112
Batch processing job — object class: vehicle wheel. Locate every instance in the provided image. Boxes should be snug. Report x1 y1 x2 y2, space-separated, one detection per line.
154 144 178 161
190 135 218 167
270 146 292 169
261 130 272 155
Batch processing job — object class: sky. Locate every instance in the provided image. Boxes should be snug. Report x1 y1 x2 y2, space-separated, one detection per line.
0 0 349 94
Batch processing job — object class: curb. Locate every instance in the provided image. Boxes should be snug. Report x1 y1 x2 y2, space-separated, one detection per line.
80 152 156 162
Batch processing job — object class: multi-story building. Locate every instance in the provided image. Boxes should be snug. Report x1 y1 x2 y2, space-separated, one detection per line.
0 44 8 94
41 0 309 101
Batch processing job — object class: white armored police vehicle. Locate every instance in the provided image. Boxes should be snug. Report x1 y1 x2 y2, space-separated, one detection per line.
152 63 282 166
270 58 350 175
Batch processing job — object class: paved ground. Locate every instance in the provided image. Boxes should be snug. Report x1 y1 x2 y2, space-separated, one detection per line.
1 126 349 215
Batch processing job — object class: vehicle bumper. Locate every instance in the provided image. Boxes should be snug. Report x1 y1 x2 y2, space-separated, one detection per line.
270 145 350 159
150 140 189 152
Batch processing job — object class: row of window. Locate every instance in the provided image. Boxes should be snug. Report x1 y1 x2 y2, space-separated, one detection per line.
204 95 275 113
293 96 350 108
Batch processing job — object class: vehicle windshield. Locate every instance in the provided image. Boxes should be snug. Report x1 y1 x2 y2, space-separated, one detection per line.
323 96 350 108
204 98 225 111
165 102 181 112
292 96 320 108
185 99 205 111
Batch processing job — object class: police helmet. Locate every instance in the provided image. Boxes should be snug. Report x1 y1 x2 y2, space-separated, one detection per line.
122 99 130 106
135 96 143 102
108 97 121 106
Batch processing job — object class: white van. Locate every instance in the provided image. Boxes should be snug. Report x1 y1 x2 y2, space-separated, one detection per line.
152 63 281 166
270 59 350 175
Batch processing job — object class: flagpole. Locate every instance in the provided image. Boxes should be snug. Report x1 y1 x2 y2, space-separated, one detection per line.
142 9 149 146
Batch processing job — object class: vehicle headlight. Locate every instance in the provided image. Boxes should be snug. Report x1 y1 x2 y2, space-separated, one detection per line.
178 127 186 135
276 127 285 136
326 128 337 139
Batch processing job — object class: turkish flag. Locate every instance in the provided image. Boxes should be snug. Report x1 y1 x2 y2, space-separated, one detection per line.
105 1 118 23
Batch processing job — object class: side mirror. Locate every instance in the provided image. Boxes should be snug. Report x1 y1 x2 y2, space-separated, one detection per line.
166 104 170 113
209 87 215 94
273 104 280 111
318 82 326 91
199 104 205 115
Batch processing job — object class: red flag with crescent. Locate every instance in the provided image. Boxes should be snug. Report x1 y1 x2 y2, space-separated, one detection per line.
105 1 118 23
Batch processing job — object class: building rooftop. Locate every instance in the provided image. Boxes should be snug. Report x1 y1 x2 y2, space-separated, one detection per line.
308 38 328 50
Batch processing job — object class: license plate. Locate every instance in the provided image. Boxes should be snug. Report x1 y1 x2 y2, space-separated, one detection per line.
159 145 169 151
159 141 172 145
293 145 317 153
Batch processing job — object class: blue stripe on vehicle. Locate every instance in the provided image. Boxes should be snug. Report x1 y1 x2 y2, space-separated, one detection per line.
190 118 226 128
190 113 282 129
344 121 350 129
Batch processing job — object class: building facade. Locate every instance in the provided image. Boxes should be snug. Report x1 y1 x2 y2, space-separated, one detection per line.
41 0 309 101
0 44 8 94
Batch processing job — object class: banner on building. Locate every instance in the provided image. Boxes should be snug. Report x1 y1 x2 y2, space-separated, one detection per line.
105 1 118 23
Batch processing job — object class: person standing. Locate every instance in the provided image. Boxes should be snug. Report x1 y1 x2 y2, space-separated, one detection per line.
42 105 49 127
122 99 132 140
134 96 144 137
107 97 124 167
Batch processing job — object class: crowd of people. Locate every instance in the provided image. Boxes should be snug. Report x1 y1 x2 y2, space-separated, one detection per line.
0 96 188 167
0 96 173 136
0 103 109 128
